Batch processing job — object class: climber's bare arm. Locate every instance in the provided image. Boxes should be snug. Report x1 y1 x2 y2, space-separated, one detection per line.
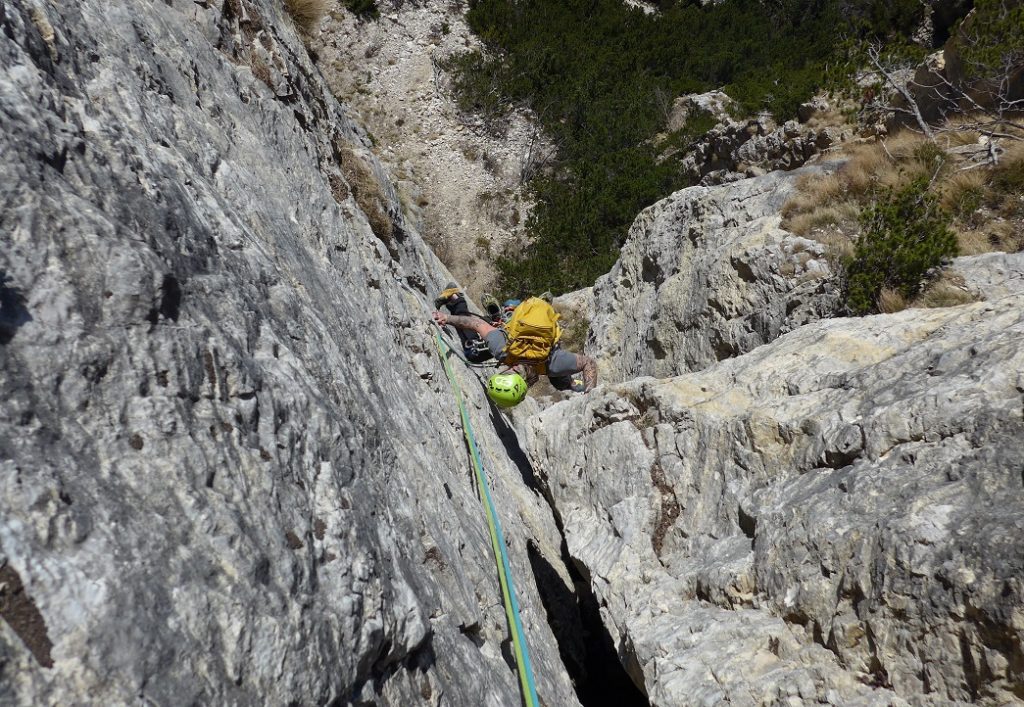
577 354 598 392
432 311 498 337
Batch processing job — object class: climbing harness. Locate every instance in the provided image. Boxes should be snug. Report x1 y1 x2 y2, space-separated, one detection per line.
433 331 540 707
433 324 499 368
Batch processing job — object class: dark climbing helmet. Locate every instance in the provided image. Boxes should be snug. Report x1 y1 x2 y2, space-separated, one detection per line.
486 372 528 408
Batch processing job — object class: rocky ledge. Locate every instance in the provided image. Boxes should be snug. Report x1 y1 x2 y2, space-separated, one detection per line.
589 168 843 384
528 293 1024 705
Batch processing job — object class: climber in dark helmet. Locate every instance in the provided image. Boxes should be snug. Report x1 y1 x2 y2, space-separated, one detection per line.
433 284 496 363
433 285 598 408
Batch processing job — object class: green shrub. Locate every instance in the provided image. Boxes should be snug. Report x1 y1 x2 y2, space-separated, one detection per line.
663 107 719 152
447 0 937 296
343 0 379 19
845 177 958 314
956 0 1024 80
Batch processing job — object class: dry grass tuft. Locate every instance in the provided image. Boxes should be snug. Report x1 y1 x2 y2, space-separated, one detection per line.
328 174 350 203
557 313 591 355
939 129 983 148
839 142 890 195
956 228 993 255
880 132 930 161
337 144 395 247
817 230 856 267
939 168 987 214
912 274 979 309
782 173 843 218
806 107 854 130
283 0 328 33
999 138 1024 164
981 221 1016 251
250 54 274 89
785 201 859 237
877 288 908 313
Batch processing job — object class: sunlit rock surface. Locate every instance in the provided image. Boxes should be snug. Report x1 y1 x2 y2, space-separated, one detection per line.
0 1 579 704
589 170 842 383
529 295 1024 705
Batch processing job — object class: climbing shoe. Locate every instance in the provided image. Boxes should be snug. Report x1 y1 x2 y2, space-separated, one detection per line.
481 293 501 320
434 282 462 309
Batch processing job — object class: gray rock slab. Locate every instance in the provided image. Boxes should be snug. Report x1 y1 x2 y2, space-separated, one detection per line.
590 169 842 383
0 1 578 705
527 295 1024 705
951 251 1024 299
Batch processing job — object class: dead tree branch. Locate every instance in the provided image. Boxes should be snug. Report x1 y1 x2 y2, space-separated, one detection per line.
867 44 936 141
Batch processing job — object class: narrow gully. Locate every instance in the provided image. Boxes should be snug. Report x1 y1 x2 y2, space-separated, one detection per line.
527 540 650 707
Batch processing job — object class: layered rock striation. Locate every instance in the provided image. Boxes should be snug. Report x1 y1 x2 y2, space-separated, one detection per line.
528 294 1024 705
0 1 579 704
4 1 1023 706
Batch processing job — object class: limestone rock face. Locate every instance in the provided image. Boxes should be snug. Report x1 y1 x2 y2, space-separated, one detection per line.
589 170 841 383
664 92 845 185
952 251 1024 300
527 295 1024 705
0 1 579 705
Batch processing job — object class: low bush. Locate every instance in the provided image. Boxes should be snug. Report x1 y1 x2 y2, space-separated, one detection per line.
337 145 395 246
940 169 987 220
343 0 379 19
845 177 957 314
556 311 591 356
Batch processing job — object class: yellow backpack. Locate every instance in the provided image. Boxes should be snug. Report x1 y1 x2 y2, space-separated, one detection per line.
502 297 562 368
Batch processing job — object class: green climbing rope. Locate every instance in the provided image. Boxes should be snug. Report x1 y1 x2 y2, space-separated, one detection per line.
433 331 540 707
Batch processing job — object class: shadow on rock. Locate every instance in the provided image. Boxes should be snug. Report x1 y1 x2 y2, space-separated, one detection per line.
0 272 31 345
487 404 539 492
527 540 650 707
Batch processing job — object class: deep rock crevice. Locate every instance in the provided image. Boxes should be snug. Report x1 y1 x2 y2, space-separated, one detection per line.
527 540 650 707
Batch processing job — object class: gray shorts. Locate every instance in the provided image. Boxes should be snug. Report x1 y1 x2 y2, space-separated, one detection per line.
484 330 581 377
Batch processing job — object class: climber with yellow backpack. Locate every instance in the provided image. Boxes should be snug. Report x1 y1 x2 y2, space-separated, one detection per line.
433 290 598 408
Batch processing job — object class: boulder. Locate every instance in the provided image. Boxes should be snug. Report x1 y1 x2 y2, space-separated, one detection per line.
666 90 735 133
664 93 837 184
951 251 1024 300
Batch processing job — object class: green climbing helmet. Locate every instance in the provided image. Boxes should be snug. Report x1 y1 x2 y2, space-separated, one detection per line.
486 372 528 408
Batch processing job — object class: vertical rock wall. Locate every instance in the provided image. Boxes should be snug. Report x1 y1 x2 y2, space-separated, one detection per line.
0 1 579 704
